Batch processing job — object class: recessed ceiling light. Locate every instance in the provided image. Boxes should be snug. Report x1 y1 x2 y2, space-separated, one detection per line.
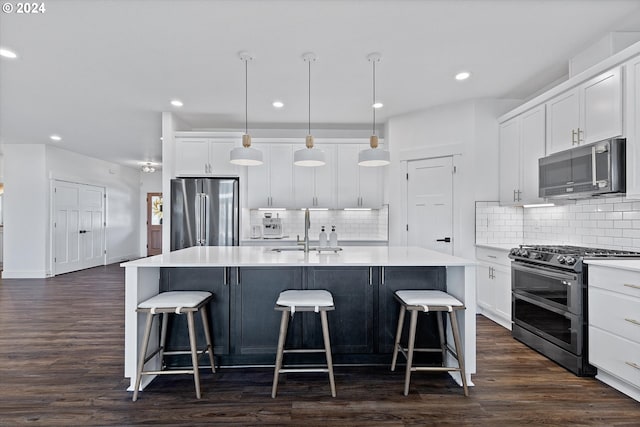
170 99 183 107
50 135 62 141
0 48 17 59
455 71 471 81
272 101 284 108
372 102 384 109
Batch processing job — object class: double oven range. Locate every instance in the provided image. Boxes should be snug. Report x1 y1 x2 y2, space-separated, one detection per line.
509 244 640 376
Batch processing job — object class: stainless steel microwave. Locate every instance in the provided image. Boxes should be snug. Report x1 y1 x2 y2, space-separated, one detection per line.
538 138 625 199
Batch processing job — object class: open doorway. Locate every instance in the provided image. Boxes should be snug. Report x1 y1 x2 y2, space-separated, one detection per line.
147 193 162 256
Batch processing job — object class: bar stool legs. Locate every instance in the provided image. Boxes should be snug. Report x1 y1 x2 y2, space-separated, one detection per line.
132 291 215 401
271 289 336 398
271 310 290 398
390 290 468 397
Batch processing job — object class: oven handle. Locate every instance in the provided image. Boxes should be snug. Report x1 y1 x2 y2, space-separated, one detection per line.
512 262 578 282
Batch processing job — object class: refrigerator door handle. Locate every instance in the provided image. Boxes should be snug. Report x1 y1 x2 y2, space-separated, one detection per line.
203 194 210 246
194 193 202 245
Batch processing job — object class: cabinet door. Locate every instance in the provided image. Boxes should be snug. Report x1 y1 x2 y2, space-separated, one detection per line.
498 118 521 205
247 151 270 208
626 55 640 199
306 267 374 354
336 145 361 207
519 106 546 204
476 263 494 311
268 144 294 208
493 263 512 323
293 155 316 208
581 67 622 145
159 267 231 356
232 267 303 355
208 141 240 176
377 267 446 353
358 144 383 208
546 90 580 154
175 139 210 175
313 144 336 208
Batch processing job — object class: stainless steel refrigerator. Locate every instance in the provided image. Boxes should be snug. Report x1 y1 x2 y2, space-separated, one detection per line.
170 177 239 250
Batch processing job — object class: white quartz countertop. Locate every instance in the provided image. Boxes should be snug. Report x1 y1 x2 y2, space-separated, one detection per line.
475 243 518 251
584 258 640 272
121 246 475 268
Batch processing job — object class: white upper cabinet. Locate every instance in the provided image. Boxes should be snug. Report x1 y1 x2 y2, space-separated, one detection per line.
336 144 383 209
546 67 622 154
625 54 640 199
247 144 294 209
175 138 239 176
499 105 546 206
293 144 336 208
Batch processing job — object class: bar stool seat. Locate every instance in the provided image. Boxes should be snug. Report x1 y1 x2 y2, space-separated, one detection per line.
132 291 215 401
390 290 468 396
272 290 336 398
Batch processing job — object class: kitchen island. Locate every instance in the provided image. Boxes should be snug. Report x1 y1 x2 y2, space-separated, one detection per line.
122 246 476 391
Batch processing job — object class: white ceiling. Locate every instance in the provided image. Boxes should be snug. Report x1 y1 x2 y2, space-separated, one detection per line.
2 0 640 170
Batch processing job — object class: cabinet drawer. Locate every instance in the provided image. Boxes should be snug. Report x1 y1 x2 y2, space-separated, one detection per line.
589 287 640 344
589 326 640 388
589 266 640 298
476 247 511 267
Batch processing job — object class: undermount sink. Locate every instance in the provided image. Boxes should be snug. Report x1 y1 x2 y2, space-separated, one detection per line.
270 246 342 253
270 246 307 252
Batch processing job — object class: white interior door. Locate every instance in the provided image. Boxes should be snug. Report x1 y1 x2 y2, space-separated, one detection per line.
407 157 453 254
54 181 105 275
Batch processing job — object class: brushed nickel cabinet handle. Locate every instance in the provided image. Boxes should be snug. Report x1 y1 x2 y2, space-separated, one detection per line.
625 361 640 370
624 283 640 290
624 318 640 326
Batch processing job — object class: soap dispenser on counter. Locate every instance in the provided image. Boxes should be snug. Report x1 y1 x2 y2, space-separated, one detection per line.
319 226 327 247
329 225 338 247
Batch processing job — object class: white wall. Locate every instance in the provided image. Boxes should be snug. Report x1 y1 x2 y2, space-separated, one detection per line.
2 144 141 278
3 144 48 277
139 171 162 256
386 99 517 259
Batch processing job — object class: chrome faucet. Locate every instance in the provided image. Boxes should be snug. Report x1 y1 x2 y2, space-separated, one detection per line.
303 208 310 253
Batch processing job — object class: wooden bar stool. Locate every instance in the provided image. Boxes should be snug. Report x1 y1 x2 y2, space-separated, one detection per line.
132 291 215 401
271 290 336 398
390 290 468 396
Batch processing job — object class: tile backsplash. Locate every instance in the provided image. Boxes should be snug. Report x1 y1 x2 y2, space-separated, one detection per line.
249 206 388 241
476 197 640 251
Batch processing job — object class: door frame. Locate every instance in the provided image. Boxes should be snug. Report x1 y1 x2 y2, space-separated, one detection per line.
406 156 454 254
398 147 462 254
50 179 107 276
146 192 163 256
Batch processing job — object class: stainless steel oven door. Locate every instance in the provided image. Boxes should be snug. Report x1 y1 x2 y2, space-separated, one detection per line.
512 293 582 355
511 262 582 314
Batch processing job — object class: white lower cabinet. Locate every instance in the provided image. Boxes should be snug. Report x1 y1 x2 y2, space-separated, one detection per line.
476 246 512 330
588 264 640 402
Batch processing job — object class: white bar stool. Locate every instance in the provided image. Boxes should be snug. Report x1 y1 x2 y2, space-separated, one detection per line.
271 290 336 398
390 290 468 396
132 291 215 401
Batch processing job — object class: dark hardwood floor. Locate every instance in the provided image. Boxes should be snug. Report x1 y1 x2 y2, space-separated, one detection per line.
0 263 638 426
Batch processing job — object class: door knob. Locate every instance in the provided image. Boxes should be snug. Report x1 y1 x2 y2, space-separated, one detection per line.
436 237 451 243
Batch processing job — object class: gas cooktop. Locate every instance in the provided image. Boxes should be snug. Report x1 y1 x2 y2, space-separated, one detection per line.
508 244 640 271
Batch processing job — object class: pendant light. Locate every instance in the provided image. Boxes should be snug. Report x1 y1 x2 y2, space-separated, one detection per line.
294 52 325 167
230 52 263 166
358 52 390 167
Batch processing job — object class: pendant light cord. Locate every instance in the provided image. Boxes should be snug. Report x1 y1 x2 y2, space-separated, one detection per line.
245 58 248 134
308 58 311 135
372 60 376 136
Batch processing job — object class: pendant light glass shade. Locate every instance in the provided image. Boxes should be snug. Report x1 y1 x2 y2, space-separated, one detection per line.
230 52 263 166
359 53 389 167
294 52 325 167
